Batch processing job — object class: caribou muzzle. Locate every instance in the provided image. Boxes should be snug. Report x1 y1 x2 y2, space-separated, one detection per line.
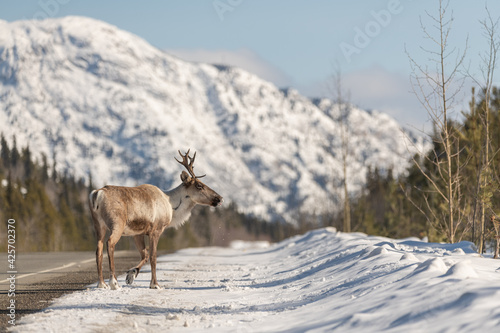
212 195 223 207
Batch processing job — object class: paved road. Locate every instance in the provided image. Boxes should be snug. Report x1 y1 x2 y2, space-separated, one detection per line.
0 252 96 286
0 251 144 332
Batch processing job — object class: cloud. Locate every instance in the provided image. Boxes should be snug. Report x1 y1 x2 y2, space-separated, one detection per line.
298 66 431 131
342 66 473 131
165 48 294 88
344 67 408 102
345 67 422 124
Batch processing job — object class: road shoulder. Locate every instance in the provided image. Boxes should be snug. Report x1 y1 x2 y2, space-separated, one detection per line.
0 251 142 331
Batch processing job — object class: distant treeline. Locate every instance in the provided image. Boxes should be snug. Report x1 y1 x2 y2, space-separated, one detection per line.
0 135 94 251
0 135 298 252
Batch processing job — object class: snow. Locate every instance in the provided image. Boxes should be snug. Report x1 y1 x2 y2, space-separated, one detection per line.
0 16 429 223
12 228 500 332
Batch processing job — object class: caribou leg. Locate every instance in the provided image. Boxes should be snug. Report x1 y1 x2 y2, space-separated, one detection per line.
107 225 124 290
126 235 149 285
95 224 108 289
148 233 161 289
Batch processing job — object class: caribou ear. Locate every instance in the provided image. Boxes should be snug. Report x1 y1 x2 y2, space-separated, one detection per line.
180 171 193 185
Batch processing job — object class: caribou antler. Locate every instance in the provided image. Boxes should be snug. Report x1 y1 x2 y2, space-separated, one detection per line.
175 149 206 179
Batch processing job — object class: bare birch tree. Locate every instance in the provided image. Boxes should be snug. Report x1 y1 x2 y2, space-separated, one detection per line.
328 64 351 233
406 0 467 243
470 7 500 254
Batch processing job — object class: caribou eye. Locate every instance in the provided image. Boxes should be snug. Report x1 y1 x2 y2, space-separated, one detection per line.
195 183 204 190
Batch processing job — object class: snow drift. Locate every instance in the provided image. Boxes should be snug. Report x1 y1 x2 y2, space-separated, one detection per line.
13 229 500 332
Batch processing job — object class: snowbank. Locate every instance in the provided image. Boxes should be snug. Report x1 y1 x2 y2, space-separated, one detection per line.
12 229 500 332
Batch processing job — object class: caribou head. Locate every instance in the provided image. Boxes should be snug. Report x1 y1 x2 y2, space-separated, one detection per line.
175 149 223 208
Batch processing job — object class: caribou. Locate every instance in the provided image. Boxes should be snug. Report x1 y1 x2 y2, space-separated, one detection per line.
88 150 223 290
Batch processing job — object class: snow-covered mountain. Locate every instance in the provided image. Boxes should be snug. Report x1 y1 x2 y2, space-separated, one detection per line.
0 16 426 222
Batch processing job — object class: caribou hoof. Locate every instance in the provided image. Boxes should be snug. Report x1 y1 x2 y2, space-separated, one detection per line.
126 268 139 285
97 281 109 289
109 277 121 290
150 282 162 290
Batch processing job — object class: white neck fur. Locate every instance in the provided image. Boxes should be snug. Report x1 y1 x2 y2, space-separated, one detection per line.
165 184 196 229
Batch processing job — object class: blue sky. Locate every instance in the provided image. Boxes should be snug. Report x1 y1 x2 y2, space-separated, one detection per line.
2 0 500 130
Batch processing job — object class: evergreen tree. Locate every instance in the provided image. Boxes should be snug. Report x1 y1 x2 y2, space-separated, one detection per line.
41 153 49 183
1 133 10 169
10 135 20 169
22 145 34 179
